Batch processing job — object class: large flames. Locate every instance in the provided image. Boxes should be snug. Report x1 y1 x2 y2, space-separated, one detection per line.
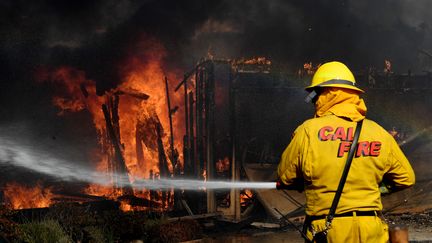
3 42 267 212
3 38 184 210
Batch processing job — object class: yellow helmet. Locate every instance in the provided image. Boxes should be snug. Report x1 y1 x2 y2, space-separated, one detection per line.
305 61 364 93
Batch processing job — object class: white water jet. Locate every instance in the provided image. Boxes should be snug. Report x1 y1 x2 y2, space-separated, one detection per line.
0 136 276 190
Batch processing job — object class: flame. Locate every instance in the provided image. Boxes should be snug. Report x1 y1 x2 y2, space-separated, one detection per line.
119 201 133 211
242 57 271 65
240 189 253 206
298 62 321 77
36 37 184 210
230 57 271 73
384 59 392 73
3 182 53 209
202 169 207 182
36 66 106 131
216 157 230 173
115 44 183 180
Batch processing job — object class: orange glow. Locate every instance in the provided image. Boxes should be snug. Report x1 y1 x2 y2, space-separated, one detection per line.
37 37 184 210
242 57 271 65
37 66 106 131
298 62 321 77
202 169 207 182
240 189 253 206
216 157 230 173
119 201 133 211
231 57 271 73
3 182 53 209
384 59 392 73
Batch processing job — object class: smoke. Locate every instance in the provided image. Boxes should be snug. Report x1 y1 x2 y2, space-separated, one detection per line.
2 0 432 80
349 0 432 29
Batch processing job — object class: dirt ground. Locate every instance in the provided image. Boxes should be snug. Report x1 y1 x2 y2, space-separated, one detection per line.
194 213 432 243
387 213 432 242
197 228 432 243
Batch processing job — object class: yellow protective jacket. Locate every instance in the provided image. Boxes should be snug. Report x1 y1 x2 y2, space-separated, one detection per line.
277 88 415 216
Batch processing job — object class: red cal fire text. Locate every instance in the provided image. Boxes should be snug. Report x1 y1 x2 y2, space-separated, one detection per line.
318 126 382 158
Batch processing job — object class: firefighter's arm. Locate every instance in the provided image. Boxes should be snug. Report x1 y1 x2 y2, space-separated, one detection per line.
384 137 415 191
277 125 307 191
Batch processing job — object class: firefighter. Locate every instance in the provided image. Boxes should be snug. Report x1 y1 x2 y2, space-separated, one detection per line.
277 61 415 243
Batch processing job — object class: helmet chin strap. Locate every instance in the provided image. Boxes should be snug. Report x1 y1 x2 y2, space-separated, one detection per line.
305 89 318 103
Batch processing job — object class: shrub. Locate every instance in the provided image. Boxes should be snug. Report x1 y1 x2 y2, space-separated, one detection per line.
17 219 72 243
83 226 115 243
148 219 202 243
0 205 20 241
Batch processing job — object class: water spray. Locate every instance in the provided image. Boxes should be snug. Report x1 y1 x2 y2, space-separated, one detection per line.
0 136 277 190
398 125 432 147
133 179 276 190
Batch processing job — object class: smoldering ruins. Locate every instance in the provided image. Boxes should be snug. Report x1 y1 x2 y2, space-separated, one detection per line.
1 0 432 242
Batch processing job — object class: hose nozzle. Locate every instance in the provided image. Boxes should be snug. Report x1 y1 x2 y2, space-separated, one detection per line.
276 179 290 190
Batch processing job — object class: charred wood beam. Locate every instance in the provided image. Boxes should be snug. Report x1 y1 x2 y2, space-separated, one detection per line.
165 77 182 211
52 192 107 202
147 121 171 210
110 95 121 143
102 104 134 195
194 69 199 178
117 194 162 208
205 62 216 213
205 62 215 180
167 212 222 222
165 77 177 172
135 123 145 168
181 199 194 216
149 170 155 207
174 59 232 92
188 91 195 176
183 135 189 175
109 96 121 191
155 124 169 209
156 123 170 178
230 70 241 221
175 61 209 92
175 74 188 92
183 72 191 176
229 72 238 179
114 88 150 100
196 68 204 179
174 57 269 93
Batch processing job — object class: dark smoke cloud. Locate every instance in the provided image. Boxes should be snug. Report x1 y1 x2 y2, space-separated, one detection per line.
188 0 432 70
2 0 431 90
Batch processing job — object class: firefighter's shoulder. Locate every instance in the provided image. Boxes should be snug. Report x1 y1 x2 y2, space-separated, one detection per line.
300 115 334 130
363 119 395 138
290 119 315 139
